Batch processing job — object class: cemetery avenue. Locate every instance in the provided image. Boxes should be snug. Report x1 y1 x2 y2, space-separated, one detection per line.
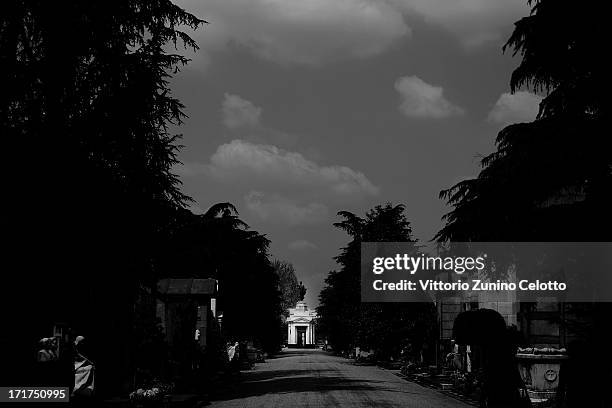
208 349 471 408
2 1 609 407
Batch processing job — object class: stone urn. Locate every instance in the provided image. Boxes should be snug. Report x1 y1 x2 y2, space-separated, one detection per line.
516 347 567 405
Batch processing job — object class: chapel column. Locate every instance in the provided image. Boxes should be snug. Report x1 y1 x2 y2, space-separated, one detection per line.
312 324 315 345
288 323 291 345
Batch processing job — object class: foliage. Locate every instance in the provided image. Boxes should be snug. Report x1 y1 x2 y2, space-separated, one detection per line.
436 0 610 243
435 2 610 407
0 0 206 391
436 119 610 242
157 203 283 353
1 0 285 391
2 0 204 214
318 203 437 358
129 380 174 402
273 260 307 316
504 0 606 120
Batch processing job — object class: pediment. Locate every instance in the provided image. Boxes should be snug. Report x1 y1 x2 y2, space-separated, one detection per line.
289 317 312 323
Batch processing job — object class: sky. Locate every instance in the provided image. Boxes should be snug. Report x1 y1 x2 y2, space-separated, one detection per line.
170 0 542 307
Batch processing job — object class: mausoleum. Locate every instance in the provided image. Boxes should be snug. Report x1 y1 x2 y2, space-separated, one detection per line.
287 301 317 348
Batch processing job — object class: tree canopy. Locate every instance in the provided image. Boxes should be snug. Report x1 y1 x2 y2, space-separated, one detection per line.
1 1 207 390
318 203 436 359
273 260 307 316
157 203 283 353
436 0 610 242
435 2 610 406
0 0 281 388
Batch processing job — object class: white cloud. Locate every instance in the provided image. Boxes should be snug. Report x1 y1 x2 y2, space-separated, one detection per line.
174 161 209 178
395 75 464 118
208 140 379 197
245 191 329 225
487 91 542 125
177 0 409 66
177 0 528 71
222 93 262 129
220 94 298 147
393 0 529 47
288 240 318 251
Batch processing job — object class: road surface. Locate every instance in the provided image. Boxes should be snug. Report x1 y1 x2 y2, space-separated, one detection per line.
208 349 471 408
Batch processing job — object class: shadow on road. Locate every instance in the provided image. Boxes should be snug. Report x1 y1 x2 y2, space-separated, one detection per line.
209 369 419 401
266 353 311 359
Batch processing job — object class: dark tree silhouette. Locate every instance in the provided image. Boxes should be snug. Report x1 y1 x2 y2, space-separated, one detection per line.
157 204 283 354
436 0 610 242
436 1 610 407
0 0 204 394
318 203 436 359
273 260 305 315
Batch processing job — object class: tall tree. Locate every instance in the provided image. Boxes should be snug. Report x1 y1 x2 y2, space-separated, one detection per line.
318 203 436 359
0 0 204 392
436 2 610 406
159 203 283 353
273 260 306 316
436 0 610 243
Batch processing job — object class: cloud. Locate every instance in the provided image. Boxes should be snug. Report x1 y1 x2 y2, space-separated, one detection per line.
178 140 379 226
177 0 409 66
288 240 318 251
394 0 529 47
177 0 528 71
245 192 329 226
220 94 298 147
207 140 379 197
174 162 208 178
222 93 262 129
487 91 542 125
395 75 464 118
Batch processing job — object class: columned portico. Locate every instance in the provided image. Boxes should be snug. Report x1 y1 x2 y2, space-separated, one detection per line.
287 301 317 348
